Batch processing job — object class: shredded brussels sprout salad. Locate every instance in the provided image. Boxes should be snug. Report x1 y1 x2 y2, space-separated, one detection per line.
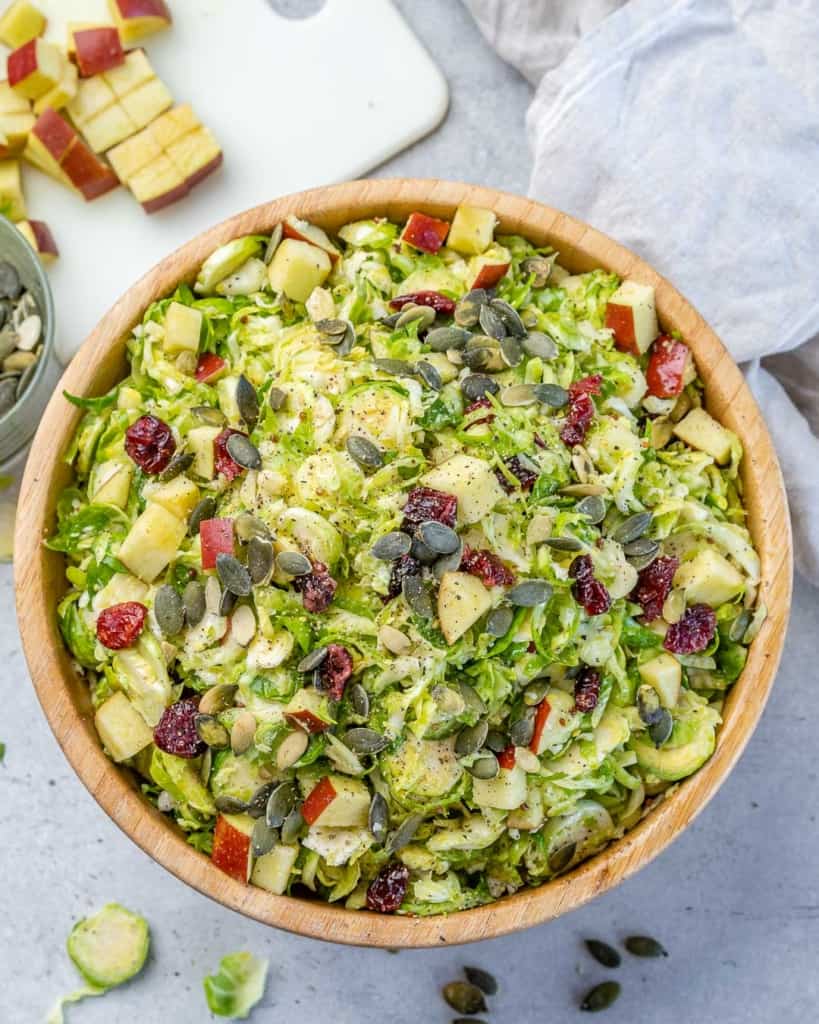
52 204 765 916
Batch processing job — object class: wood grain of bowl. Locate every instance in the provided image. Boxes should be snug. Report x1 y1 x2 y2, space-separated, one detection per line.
14 180 792 947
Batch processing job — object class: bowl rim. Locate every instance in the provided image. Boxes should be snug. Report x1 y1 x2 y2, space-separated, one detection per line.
15 178 792 947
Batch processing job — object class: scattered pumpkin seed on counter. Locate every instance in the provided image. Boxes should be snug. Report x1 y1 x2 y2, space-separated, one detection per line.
0 261 43 416
49 204 763 916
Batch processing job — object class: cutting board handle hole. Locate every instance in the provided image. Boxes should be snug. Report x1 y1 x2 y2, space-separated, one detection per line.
266 0 327 19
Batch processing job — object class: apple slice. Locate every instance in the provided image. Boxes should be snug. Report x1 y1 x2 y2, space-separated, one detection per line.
283 215 340 263
94 691 153 763
101 47 153 97
211 814 252 883
23 106 74 183
120 75 172 130
400 211 450 253
301 775 370 827
106 123 160 181
33 61 77 115
128 153 187 212
0 1 46 50
437 571 492 645
194 353 226 384
61 137 119 199
199 517 234 570
604 281 658 355
7 38 65 100
146 102 199 148
82 101 136 153
71 25 125 78
469 244 511 289
446 204 497 255
0 83 34 157
108 0 172 44
0 158 26 221
268 238 331 303
67 74 117 128
15 218 58 262
164 301 202 355
166 126 222 189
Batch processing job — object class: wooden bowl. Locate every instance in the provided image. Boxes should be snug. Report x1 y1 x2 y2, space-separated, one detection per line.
15 180 792 947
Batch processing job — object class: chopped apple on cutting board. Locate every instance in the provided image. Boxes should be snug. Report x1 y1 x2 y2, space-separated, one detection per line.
0 157 26 219
69 24 125 78
108 0 172 44
32 60 76 114
0 80 34 156
0 1 46 50
24 107 118 199
15 217 58 261
7 37 65 100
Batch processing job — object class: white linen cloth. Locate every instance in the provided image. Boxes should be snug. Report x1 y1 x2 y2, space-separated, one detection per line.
465 0 819 585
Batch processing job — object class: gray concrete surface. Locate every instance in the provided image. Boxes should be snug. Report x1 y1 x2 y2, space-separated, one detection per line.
2 2 817 1021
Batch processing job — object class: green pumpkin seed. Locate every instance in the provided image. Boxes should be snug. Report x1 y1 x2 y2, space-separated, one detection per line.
188 496 216 536
442 981 487 1016
461 346 492 371
500 335 524 367
236 374 259 429
247 536 274 583
219 587 236 617
455 680 487 716
464 966 498 996
251 818 278 858
386 812 424 854
728 609 753 643
533 381 568 406
580 980 621 1012
521 255 553 287
585 939 622 969
216 553 251 597
182 580 206 627
427 325 470 351
198 747 212 787
576 495 606 525
611 511 653 545
226 433 261 470
396 304 435 330
416 359 442 391
410 536 436 564
371 531 412 561
490 298 526 338
230 710 256 754
276 550 312 576
234 512 272 542
281 806 305 844
485 729 508 753
623 536 659 560
158 450 194 482
561 483 607 498
199 682 237 716
154 584 185 636
478 303 506 340
662 587 686 625
214 795 247 815
344 728 389 755
486 605 514 637
268 386 286 410
648 707 674 746
193 405 226 427
368 792 389 843
545 536 584 553
509 712 535 747
454 289 488 328
316 317 348 338
461 374 499 401
346 434 384 470
455 720 489 757
499 383 537 407
523 679 550 706
402 574 433 618
523 332 558 360
374 357 414 376
468 754 499 779
265 782 297 828
624 935 668 958
276 730 309 771
246 782 276 819
432 539 464 579
349 682 370 718
508 579 552 607
194 713 230 749
298 646 328 672
637 684 663 727
418 521 460 555
548 841 576 873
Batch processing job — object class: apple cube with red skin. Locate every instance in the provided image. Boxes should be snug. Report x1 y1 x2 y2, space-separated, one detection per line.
0 82 34 157
400 211 450 254
194 352 226 383
469 244 511 289
283 215 340 263
646 335 693 398
199 517 234 570
108 0 172 43
301 776 337 825
529 698 551 754
284 710 329 734
60 136 119 199
8 38 66 100
0 2 46 50
604 281 658 355
33 61 77 115
446 204 497 256
24 107 119 199
72 26 125 78
211 814 252 883
15 219 58 262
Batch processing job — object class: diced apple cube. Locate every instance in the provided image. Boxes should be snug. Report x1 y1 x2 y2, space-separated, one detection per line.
605 281 658 355
268 238 331 303
91 459 132 507
422 453 505 526
119 75 172 130
199 517 234 570
117 502 186 582
106 125 160 181
672 407 735 464
60 138 119 200
305 775 370 828
108 0 172 44
211 813 252 883
673 547 745 607
187 425 221 479
32 61 77 114
67 74 116 127
81 100 136 152
15 218 58 263
146 102 198 148
400 211 450 253
638 652 682 708
101 47 153 96
437 571 492 645
282 214 340 263
128 152 186 212
469 244 511 289
251 844 298 895
0 158 26 220
166 127 221 188
7 38 65 100
163 301 202 356
71 25 125 78
0 2 46 50
471 763 527 810
94 691 153 762
147 474 199 520
446 204 497 255
194 353 226 384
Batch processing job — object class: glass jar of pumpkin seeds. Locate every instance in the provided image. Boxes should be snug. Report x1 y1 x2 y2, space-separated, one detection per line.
0 215 57 466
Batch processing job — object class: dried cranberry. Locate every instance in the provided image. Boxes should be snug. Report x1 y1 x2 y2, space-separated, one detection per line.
460 546 515 587
387 554 421 599
366 862 410 913
533 432 547 450
389 291 455 315
495 455 538 493
569 374 603 400
96 601 147 649
630 556 679 622
401 486 457 531
319 643 353 701
560 374 603 448
213 428 246 481
153 697 205 759
664 603 716 654
569 554 612 616
464 397 495 426
124 415 175 474
293 561 337 613
574 666 601 712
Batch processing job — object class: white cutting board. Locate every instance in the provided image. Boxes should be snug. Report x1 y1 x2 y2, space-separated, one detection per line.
7 0 448 362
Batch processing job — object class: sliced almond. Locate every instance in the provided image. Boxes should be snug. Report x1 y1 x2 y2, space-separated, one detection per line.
230 710 256 755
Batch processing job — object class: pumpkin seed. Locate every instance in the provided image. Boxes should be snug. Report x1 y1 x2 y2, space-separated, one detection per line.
264 223 283 263
500 335 524 368
368 792 389 843
344 728 389 755
402 574 433 618
0 329 17 363
371 531 412 561
0 262 21 300
188 497 216 535
729 608 753 643
432 538 464 579
611 511 653 545
485 729 508 753
182 580 207 627
523 332 558 360
662 587 686 625
461 374 499 401
204 575 222 615
214 795 247 815
576 495 606 525
416 359 442 391
348 682 370 719
230 710 256 755
508 579 552 606
426 325 470 351
219 587 236 617
346 434 384 470
548 841 576 873
374 357 414 376
637 685 663 727
442 981 487 1016
281 807 305 844
454 289 488 328
252 818 278 858
246 782 276 819
385 812 424 855
194 713 230 749
158 450 194 482
455 680 487 716
276 550 312 576
234 512 271 542
199 682 237 716
533 381 568 406
486 605 514 637
231 604 257 646
455 720 489 757
298 646 328 672
461 346 493 371
509 712 535 748
624 935 668 958
397 304 436 330
216 553 251 597
585 939 622 969
478 303 506 340
627 549 658 572
266 781 297 828
225 433 261 470
378 624 411 656
572 448 594 483
410 536 436 564
236 374 259 429
561 483 607 498
464 966 498 996
580 980 621 1012
247 537 274 584
316 317 348 338
268 386 286 411
521 255 554 287
490 298 526 338
418 521 460 556
623 536 659 560
648 707 674 747
276 730 309 771
499 383 536 407
154 584 185 636
523 679 550 706
468 754 499 779
193 405 226 426
379 312 402 329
